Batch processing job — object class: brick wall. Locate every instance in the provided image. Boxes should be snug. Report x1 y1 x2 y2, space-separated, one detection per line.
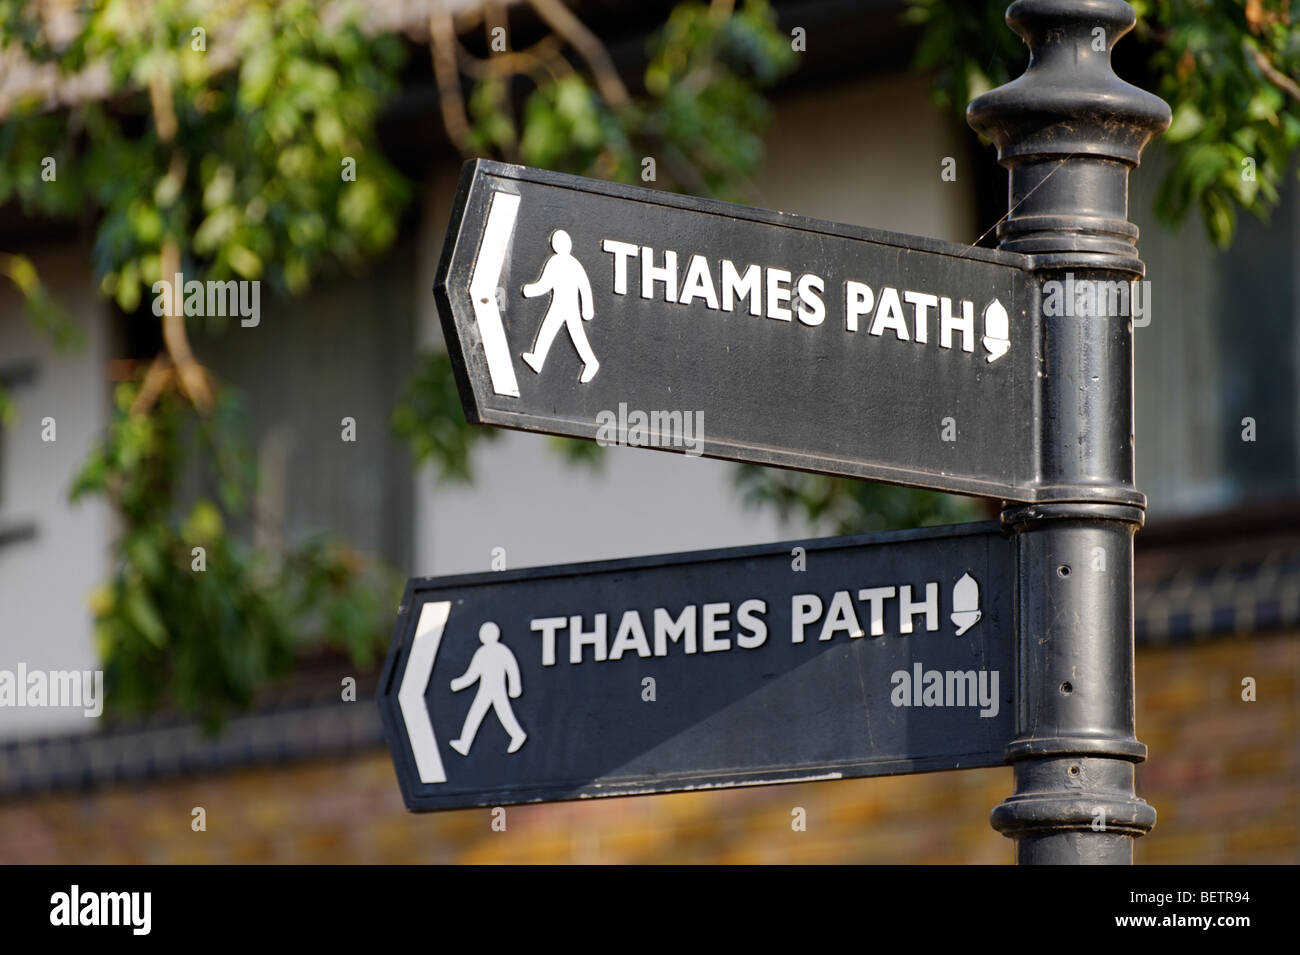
1 631 1295 863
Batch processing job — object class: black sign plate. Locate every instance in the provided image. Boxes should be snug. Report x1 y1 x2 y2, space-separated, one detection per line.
436 160 1041 501
379 523 1015 811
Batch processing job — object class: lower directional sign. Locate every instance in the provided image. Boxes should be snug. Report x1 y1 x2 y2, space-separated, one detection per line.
379 523 1015 811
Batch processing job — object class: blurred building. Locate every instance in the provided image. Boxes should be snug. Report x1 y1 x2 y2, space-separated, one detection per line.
1 0 1296 862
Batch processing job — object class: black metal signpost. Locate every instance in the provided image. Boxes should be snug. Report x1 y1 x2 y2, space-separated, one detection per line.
380 524 1015 811
382 0 1169 864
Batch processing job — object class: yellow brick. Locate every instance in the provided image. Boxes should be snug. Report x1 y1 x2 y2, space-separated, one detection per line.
1138 827 1225 864
1225 822 1300 857
1223 745 1291 777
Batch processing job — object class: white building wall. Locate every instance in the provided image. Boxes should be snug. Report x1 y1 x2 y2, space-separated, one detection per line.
0 244 110 738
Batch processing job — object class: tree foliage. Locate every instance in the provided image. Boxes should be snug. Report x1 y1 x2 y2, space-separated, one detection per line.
70 380 396 729
2 0 409 305
734 465 981 536
1 0 408 724
906 0 1300 247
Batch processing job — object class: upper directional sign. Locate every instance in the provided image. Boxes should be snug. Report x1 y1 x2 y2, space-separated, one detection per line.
378 523 1015 812
436 160 1042 502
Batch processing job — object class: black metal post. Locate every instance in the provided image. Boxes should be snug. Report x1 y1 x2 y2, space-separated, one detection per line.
968 0 1170 863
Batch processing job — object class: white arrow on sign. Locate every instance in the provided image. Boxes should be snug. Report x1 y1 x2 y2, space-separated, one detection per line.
470 190 522 398
398 600 452 784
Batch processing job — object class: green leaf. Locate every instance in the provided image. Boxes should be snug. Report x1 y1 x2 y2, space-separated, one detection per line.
1164 103 1206 143
124 587 169 648
226 245 263 279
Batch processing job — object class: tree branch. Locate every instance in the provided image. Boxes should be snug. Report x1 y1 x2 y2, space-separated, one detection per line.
455 33 568 84
430 9 473 151
526 0 629 109
1247 40 1300 104
143 70 213 413
158 240 214 413
483 1 517 145
147 67 178 142
129 353 175 416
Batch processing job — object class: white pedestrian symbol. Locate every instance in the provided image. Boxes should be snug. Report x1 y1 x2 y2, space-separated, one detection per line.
448 621 527 756
521 229 600 383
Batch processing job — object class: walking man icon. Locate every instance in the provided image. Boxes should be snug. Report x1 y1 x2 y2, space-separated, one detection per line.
521 229 600 383
448 621 527 756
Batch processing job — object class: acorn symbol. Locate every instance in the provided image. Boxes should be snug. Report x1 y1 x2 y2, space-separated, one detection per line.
951 573 982 636
982 299 1010 363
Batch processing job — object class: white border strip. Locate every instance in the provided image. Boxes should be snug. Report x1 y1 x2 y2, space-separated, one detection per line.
469 190 522 398
398 600 451 784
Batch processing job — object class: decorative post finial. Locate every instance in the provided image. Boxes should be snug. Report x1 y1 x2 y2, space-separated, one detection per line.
967 0 1171 274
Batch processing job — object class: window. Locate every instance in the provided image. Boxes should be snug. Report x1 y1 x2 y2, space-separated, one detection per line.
1132 150 1299 517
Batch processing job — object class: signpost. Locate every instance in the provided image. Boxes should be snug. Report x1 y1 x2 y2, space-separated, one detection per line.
436 161 1041 501
384 0 1170 864
379 524 1015 811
